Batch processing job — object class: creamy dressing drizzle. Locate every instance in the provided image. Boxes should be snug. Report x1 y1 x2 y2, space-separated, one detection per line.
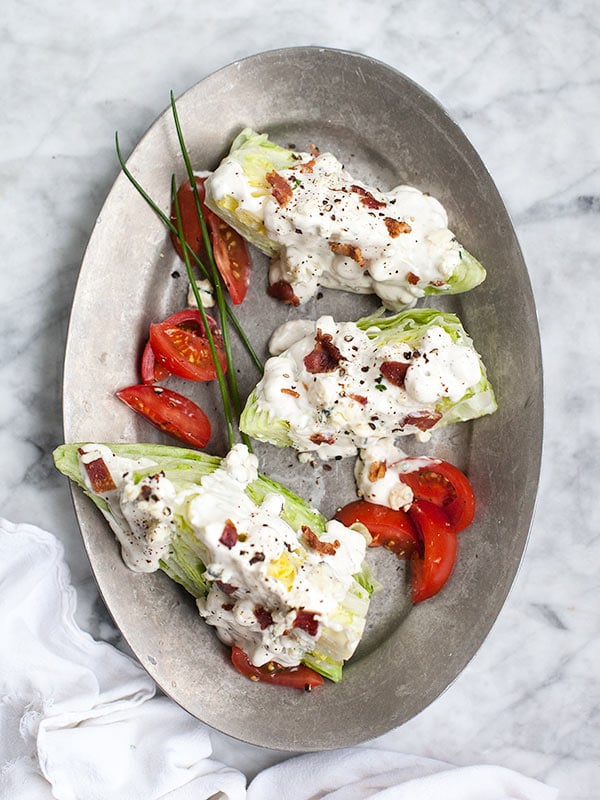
257 316 481 460
209 151 463 309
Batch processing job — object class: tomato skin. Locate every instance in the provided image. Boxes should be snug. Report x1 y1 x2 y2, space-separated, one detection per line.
149 309 227 382
408 500 457 603
171 177 251 305
399 458 476 533
116 384 211 448
334 499 421 558
230 646 324 690
140 339 170 384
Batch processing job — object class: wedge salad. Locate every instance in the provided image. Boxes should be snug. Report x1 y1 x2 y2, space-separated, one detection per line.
204 129 486 309
56 101 496 691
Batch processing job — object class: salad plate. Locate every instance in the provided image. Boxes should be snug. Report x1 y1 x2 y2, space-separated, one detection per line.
62 47 542 750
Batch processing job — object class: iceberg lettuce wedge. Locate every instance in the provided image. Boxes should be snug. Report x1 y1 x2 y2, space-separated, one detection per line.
54 441 374 682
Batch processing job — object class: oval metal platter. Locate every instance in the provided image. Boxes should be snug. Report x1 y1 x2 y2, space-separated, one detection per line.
63 47 543 751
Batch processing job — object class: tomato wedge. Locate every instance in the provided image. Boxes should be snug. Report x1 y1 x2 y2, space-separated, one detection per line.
408 499 457 603
116 384 211 448
171 177 251 305
334 499 421 558
230 646 324 690
399 458 476 533
149 308 227 382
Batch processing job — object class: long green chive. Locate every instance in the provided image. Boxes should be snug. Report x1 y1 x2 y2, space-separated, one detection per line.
172 175 236 449
168 92 245 427
114 133 263 374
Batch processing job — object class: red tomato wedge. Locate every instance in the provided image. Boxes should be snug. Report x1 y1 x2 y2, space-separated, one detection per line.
399 458 476 533
230 646 324 690
170 177 251 305
408 499 457 603
140 339 170 384
334 499 421 558
149 308 227 382
116 384 211 449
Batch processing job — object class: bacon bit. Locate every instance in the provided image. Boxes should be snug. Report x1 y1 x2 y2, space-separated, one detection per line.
350 184 386 210
266 170 293 206
309 143 320 157
219 519 238 549
78 450 117 493
348 393 368 406
309 432 335 445
385 218 412 237
267 279 300 306
368 461 387 482
429 279 446 287
402 410 443 431
297 158 316 173
293 610 319 637
281 387 300 398
254 606 273 630
407 271 420 285
303 328 343 373
301 526 340 556
249 552 265 565
380 360 410 388
329 241 365 267
216 581 238 595
222 603 235 611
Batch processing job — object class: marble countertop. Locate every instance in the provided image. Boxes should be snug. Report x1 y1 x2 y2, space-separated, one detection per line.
2 0 599 796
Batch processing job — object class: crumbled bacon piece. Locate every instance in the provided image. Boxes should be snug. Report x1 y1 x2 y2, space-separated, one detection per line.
297 158 316 173
407 271 420 285
267 279 300 306
385 218 412 237
329 241 365 267
368 461 387 482
281 387 300 398
293 610 319 637
348 393 368 405
301 526 339 556
380 360 410 388
219 519 238 549
303 328 343 373
309 433 335 445
78 450 117 493
266 170 293 206
350 184 386 210
309 143 320 157
216 581 238 595
402 410 442 431
254 606 273 630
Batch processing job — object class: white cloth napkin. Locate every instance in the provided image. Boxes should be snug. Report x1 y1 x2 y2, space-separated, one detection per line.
246 749 559 799
0 518 559 800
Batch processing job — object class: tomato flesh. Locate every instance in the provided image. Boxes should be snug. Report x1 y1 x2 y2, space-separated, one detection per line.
230 646 324 690
116 384 211 448
149 309 227 382
171 177 251 305
334 499 421 558
400 458 476 533
408 499 457 603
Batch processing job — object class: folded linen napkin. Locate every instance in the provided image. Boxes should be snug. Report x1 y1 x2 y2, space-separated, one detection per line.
246 749 559 799
0 518 246 800
0 518 558 800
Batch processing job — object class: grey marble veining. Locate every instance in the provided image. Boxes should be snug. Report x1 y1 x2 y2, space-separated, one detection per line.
2 0 599 795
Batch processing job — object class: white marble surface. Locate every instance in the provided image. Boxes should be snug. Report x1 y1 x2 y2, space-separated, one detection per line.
2 0 599 796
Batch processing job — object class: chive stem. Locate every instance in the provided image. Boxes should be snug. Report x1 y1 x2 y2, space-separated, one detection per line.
168 92 251 450
172 175 236 449
115 132 263 375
